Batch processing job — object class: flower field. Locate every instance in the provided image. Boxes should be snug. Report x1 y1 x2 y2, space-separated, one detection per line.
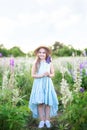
0 56 87 130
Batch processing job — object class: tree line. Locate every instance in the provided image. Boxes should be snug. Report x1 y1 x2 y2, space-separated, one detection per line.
0 42 87 57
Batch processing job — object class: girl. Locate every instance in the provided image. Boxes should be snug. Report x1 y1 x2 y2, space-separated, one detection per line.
29 46 58 128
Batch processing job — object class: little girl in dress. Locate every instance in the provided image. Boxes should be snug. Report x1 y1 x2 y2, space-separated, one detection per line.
29 46 58 128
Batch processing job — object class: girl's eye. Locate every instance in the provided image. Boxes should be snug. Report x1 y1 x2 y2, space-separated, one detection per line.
39 52 46 54
43 52 46 54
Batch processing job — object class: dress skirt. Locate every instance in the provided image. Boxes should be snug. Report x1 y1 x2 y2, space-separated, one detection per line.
29 76 59 118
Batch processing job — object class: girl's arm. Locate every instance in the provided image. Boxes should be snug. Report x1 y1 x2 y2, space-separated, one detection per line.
49 63 54 77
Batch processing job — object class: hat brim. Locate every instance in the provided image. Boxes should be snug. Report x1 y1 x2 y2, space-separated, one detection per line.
34 46 51 55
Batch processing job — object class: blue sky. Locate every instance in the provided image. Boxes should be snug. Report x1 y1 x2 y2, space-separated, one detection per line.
0 0 87 52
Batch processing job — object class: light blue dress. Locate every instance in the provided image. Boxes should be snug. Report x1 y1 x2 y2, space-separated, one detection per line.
29 61 58 118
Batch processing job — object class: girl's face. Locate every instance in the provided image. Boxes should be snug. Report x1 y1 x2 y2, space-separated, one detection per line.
38 48 47 60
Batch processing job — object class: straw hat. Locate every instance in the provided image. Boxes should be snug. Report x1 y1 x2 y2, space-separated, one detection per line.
34 45 52 55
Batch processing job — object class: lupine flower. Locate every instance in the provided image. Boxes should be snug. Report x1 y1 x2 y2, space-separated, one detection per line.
46 56 51 64
10 58 14 66
73 67 82 92
0 53 2 57
80 63 84 69
80 61 87 76
60 78 73 108
80 61 87 70
80 87 84 93
2 70 9 89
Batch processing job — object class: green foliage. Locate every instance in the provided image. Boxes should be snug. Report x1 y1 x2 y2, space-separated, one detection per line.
0 44 26 57
0 48 8 56
8 46 26 57
52 41 75 57
52 41 63 51
57 46 72 56
0 103 29 130
84 48 87 54
52 70 62 101
15 66 33 100
75 49 82 56
58 91 87 130
0 88 12 105
64 72 74 89
0 82 29 130
53 70 62 86
53 69 62 94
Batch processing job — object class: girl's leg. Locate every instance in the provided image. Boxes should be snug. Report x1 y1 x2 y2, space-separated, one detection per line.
38 104 44 121
45 105 51 128
38 104 45 128
45 105 50 120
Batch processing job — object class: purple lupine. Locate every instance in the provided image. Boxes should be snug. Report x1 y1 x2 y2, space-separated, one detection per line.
80 63 84 69
46 56 51 64
80 61 87 69
10 58 14 66
80 87 84 93
80 62 87 75
0 53 2 57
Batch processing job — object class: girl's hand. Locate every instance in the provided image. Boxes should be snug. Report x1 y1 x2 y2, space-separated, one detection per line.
43 72 50 77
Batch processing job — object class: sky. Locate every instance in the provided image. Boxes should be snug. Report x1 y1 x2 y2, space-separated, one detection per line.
0 0 87 53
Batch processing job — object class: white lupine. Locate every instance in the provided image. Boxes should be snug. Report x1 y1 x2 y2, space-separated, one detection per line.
60 78 72 108
2 70 9 89
73 60 82 92
60 66 68 78
12 88 20 105
12 88 19 97
12 88 26 105
1 58 24 106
